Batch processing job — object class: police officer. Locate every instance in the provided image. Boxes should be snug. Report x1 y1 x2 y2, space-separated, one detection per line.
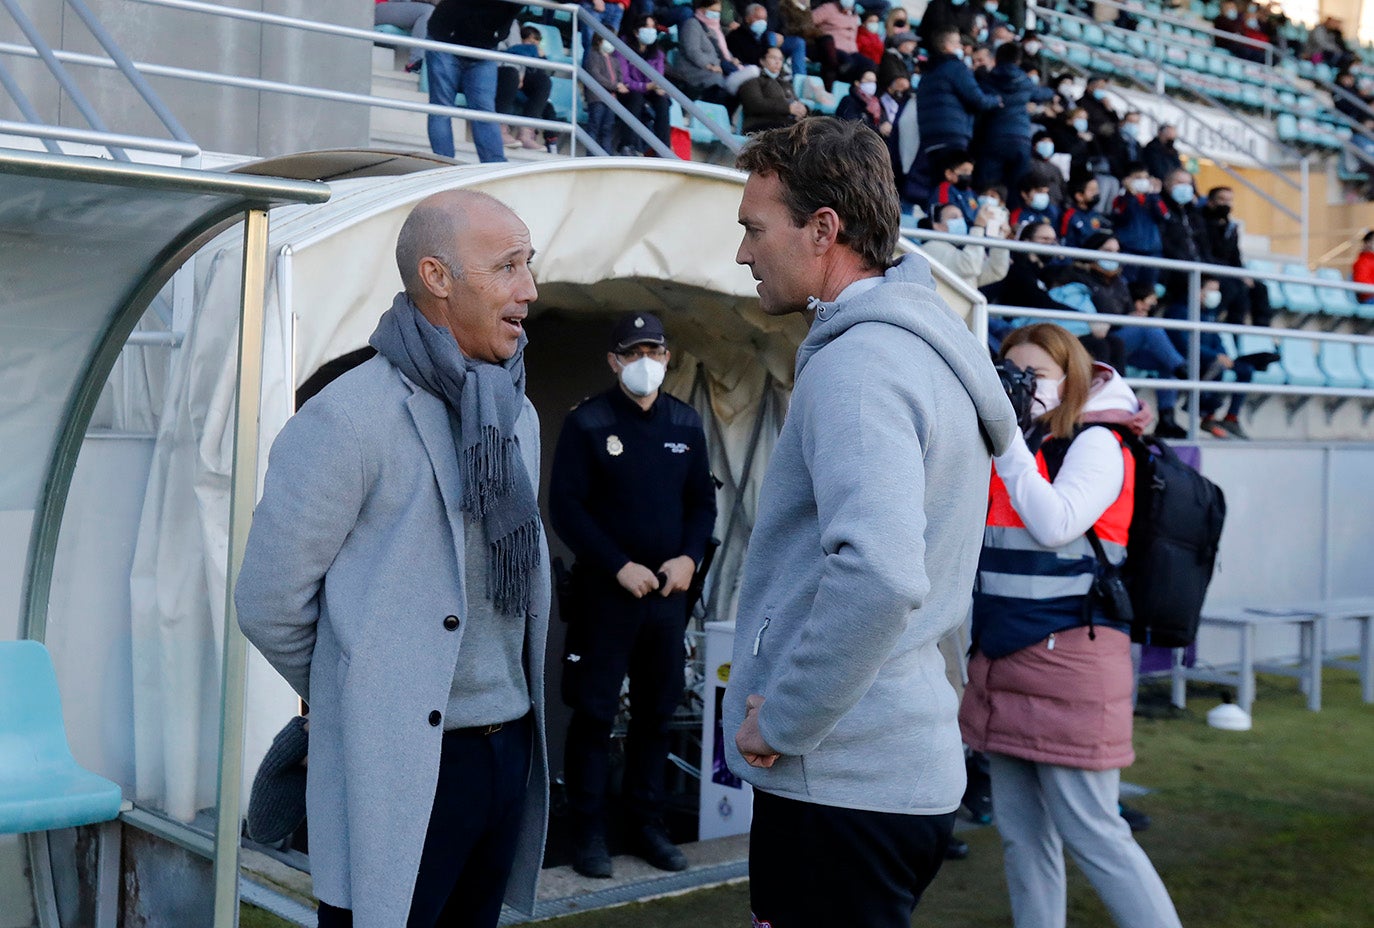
550 313 717 879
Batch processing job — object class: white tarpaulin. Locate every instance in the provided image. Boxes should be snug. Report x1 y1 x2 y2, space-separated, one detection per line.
125 159 984 819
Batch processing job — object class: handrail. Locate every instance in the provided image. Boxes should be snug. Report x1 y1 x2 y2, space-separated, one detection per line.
0 57 62 154
0 0 128 160
65 0 197 150
0 118 200 157
0 41 609 157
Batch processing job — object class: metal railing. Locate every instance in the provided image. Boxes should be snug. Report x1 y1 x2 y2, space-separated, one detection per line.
901 226 1374 439
0 0 201 162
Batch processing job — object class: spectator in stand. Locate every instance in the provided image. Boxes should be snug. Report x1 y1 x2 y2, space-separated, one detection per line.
577 0 629 58
883 6 911 36
990 20 1017 49
918 0 978 54
985 220 1075 348
739 46 808 132
779 0 823 72
1168 278 1255 439
495 26 554 151
672 0 749 106
1059 106 1100 178
375 0 438 73
1026 131 1066 208
835 69 889 134
615 17 672 156
1021 30 1046 73
971 44 996 75
1079 74 1119 137
1354 230 1374 303
1060 175 1108 250
930 149 981 226
857 10 886 65
1103 110 1143 179
982 0 1010 29
1200 186 1272 327
1158 168 1211 308
923 202 1013 293
1041 230 1129 368
877 31 919 89
877 70 912 132
915 28 1003 206
426 0 519 163
1111 162 1166 289
1142 123 1182 182
1010 168 1060 233
1234 8 1272 63
729 3 802 75
811 0 877 91
1213 0 1248 58
975 42 1055 192
1332 70 1373 124
1305 16 1353 71
582 33 624 154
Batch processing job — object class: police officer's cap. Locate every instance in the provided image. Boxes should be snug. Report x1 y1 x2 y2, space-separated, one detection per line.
610 313 667 352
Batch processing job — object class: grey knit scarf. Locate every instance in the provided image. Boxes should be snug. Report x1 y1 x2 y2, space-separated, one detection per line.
369 292 540 615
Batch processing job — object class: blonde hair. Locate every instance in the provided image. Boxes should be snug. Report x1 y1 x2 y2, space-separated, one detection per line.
999 323 1095 440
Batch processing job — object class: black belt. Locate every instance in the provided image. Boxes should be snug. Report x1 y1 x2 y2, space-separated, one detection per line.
451 722 506 736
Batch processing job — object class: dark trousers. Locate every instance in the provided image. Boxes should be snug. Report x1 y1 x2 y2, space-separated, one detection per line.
976 140 1031 202
316 715 532 928
496 66 552 124
813 36 876 91
616 89 672 152
562 587 687 825
749 790 955 928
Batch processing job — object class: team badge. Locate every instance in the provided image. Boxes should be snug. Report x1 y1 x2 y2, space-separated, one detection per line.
607 435 624 456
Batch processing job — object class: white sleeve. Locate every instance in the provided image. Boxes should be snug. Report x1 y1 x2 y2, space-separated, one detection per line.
993 427 1125 548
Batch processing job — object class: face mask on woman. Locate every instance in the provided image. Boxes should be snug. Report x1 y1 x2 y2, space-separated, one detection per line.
1120 121 1139 139
750 18 768 36
704 8 722 20
600 40 614 54
865 21 883 34
1170 183 1194 205
839 0 856 9
1035 140 1054 159
618 356 667 397
1024 40 1042 55
1203 289 1223 310
944 217 969 237
858 80 877 96
638 27 658 45
1034 376 1065 414
1097 257 1121 273
1129 177 1152 195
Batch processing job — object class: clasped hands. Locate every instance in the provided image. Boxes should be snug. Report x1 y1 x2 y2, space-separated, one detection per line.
616 554 695 598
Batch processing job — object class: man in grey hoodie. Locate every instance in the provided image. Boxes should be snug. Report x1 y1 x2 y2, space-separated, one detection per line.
727 117 1018 928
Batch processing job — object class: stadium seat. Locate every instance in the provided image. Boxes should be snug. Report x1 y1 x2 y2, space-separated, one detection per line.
688 101 744 146
1315 267 1360 318
548 76 585 122
1247 259 1286 312
1319 341 1369 389
1357 344 1374 383
1281 263 1324 316
1280 337 1327 387
0 641 123 835
528 23 571 64
1238 332 1287 385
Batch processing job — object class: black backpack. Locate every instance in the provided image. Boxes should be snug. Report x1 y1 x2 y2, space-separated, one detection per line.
1043 425 1226 648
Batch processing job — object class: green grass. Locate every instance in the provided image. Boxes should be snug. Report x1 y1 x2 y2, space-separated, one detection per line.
244 670 1374 927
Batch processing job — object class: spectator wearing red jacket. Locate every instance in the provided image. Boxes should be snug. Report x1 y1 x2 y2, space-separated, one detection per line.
1354 230 1374 303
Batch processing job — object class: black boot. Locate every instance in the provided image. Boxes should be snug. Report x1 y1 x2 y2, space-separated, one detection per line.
571 818 613 879
1153 407 1187 439
632 821 688 872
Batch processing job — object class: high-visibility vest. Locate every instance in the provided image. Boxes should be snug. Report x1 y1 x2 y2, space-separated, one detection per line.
971 433 1134 658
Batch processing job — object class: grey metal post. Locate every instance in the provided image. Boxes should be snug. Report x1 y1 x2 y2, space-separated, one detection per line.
211 207 272 928
1187 268 1201 441
569 7 581 156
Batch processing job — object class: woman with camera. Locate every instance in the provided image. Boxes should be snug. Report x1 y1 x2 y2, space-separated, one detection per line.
958 323 1182 928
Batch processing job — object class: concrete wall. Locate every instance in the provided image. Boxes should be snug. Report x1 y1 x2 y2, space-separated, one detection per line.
0 0 372 159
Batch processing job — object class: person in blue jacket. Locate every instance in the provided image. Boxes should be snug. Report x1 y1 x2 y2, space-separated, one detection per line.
912 27 1002 205
1110 162 1167 289
974 42 1056 191
1009 167 1060 233
929 149 980 226
1060 174 1109 250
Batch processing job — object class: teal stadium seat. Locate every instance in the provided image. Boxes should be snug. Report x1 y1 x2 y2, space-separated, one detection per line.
548 76 584 122
1319 341 1369 389
1280 337 1328 387
1247 259 1286 312
1315 267 1360 317
1357 343 1374 383
1281 263 1324 315
1238 332 1287 385
528 23 572 64
0 640 122 835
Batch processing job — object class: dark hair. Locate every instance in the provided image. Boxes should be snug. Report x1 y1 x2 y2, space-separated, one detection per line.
736 117 901 271
933 27 961 50
1066 174 1097 198
999 324 1095 439
692 0 719 9
1129 281 1157 302
1363 229 1374 246
1032 129 1053 145
1021 164 1056 192
1019 220 1054 241
1123 159 1148 176
995 41 1022 66
982 183 1008 202
520 25 541 41
1206 185 1233 200
937 148 972 175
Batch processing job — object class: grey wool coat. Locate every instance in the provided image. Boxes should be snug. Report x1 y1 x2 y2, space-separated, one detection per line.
235 354 551 927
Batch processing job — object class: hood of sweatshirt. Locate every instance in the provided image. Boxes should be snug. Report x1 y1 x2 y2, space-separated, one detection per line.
1082 362 1152 435
796 252 1019 454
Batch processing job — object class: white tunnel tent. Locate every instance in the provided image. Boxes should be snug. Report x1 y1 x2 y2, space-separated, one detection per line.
12 155 986 924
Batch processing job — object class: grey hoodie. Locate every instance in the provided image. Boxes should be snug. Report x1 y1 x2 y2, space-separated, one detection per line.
723 253 1017 814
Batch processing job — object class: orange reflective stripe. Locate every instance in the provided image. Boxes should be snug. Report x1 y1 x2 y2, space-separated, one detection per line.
986 439 1135 545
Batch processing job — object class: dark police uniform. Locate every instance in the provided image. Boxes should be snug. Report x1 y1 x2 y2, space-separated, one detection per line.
550 380 716 835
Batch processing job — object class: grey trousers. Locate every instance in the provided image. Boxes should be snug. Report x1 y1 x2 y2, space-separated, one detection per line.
375 1 434 66
988 753 1184 928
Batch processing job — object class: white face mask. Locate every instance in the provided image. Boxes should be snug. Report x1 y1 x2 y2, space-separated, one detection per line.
600 40 614 53
858 80 877 96
1129 177 1152 194
1034 375 1065 414
618 356 667 397
1203 289 1223 310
